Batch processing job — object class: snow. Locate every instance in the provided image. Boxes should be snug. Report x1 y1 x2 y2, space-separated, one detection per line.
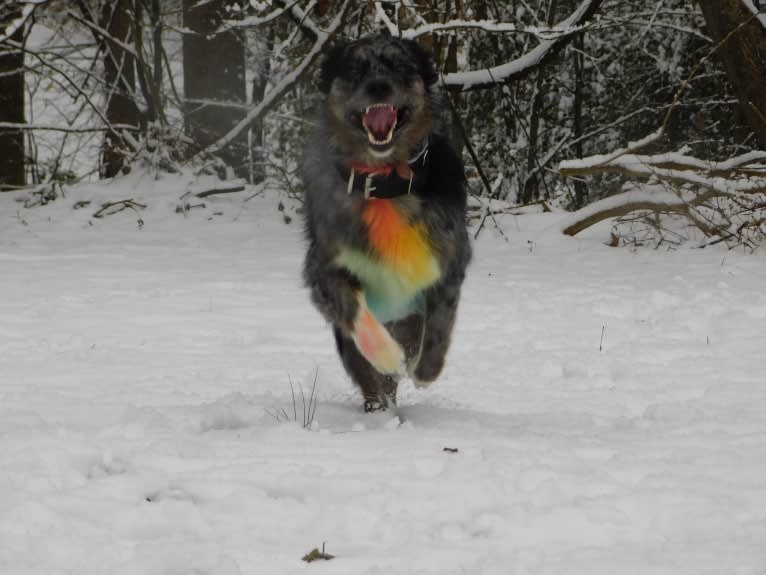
2 173 766 574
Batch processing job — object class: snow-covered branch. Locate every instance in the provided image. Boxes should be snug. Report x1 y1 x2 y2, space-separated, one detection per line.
560 146 766 194
559 145 766 239
741 0 766 30
441 0 602 90
0 122 139 132
221 1 301 30
374 3 398 37
559 188 715 237
201 0 352 157
403 19 595 41
1 1 46 44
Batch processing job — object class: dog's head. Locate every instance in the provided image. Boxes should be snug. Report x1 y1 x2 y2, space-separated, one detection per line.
318 36 439 166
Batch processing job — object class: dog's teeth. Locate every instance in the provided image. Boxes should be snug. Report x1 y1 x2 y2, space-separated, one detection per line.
367 132 392 145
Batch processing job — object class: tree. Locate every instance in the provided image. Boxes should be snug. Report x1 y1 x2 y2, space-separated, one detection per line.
4 0 758 212
557 1 766 248
698 0 766 147
100 0 142 178
0 4 26 189
182 0 248 178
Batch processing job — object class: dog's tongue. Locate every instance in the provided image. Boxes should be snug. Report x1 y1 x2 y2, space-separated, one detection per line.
363 105 397 142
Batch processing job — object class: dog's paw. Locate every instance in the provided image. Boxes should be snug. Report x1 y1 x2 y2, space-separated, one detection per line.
352 300 405 375
409 367 437 388
409 357 443 387
410 375 434 388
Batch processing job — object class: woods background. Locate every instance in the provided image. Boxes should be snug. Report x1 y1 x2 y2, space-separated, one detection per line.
1 0 765 246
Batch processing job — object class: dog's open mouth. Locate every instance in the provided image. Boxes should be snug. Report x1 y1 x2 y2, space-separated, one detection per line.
360 104 404 147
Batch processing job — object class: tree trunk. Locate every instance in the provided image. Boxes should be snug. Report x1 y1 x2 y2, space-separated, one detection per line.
101 0 141 178
0 5 25 190
249 29 272 185
521 0 558 204
182 0 248 179
572 30 587 208
698 0 766 147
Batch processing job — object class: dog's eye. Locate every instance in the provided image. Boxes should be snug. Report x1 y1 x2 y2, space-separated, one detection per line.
348 111 362 126
379 55 395 70
348 59 370 79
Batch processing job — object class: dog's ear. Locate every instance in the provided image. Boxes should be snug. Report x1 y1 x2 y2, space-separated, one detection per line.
318 40 349 94
402 39 439 87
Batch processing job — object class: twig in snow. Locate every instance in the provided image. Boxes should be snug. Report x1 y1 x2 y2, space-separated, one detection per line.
302 542 334 562
193 186 246 198
599 325 606 351
266 371 320 429
92 198 147 219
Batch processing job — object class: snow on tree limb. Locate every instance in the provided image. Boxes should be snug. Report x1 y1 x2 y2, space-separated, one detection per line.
441 0 602 90
374 3 398 37
741 0 766 30
561 150 766 194
221 2 301 30
0 122 139 133
559 188 700 237
559 146 766 237
402 19 596 41
1 1 45 44
560 129 664 174
200 0 352 159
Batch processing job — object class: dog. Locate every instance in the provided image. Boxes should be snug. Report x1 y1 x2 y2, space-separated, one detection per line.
301 35 471 412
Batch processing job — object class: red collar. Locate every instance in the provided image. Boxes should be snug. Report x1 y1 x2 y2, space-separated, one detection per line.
349 162 413 179
338 139 431 200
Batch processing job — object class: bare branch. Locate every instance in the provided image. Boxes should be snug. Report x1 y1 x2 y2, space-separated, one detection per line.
441 0 603 91
199 0 353 158
0 122 139 133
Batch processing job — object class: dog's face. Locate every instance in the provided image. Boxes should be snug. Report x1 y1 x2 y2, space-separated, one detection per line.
318 36 438 166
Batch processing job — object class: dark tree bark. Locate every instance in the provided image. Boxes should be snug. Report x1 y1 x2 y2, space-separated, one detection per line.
698 0 766 147
182 0 248 179
572 30 587 208
521 0 558 204
101 0 142 178
0 5 25 189
249 30 272 185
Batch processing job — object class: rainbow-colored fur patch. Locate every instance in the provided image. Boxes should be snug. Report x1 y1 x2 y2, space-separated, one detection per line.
335 198 440 323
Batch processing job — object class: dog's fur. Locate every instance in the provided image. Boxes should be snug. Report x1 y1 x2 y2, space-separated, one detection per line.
301 36 471 411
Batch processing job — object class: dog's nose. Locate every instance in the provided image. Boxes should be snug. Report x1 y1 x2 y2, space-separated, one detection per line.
365 79 393 100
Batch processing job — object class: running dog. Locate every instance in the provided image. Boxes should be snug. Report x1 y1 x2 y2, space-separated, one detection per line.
301 35 471 411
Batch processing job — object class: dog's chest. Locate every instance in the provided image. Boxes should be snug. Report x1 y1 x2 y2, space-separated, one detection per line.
335 199 441 322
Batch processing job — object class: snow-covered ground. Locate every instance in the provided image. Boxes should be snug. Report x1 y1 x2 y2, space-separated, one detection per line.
2 174 766 574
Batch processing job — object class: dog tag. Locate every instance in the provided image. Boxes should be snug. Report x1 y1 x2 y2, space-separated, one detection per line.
364 175 376 199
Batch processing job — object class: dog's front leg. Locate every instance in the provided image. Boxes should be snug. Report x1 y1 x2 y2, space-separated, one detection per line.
305 257 404 375
410 278 463 386
349 292 405 375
